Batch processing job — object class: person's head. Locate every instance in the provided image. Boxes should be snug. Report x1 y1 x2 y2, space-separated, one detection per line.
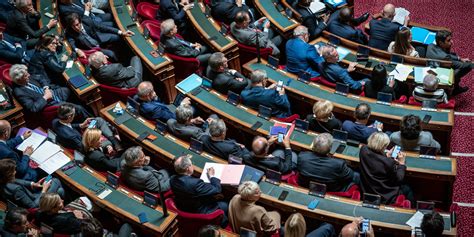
123 146 149 167
370 64 388 91
297 0 311 7
80 218 104 237
198 225 220 237
35 34 59 52
234 11 251 28
422 74 440 92
393 28 413 55
4 207 29 234
312 100 334 121
57 103 76 123
209 119 227 139
160 19 177 37
250 69 268 85
65 13 83 33
15 0 33 13
339 7 353 24
339 219 360 237
435 30 453 51
400 114 422 140
0 120 12 140
0 159 17 185
354 103 371 121
238 181 261 202
175 104 194 124
251 136 270 156
293 25 309 42
39 193 64 214
284 213 306 237
382 3 396 19
367 132 390 153
208 52 228 72
82 128 102 151
173 154 194 175
9 64 30 86
137 81 157 102
88 51 108 69
420 212 444 237
311 133 333 156
321 46 339 63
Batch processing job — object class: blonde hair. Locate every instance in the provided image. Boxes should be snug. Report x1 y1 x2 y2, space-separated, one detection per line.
238 181 260 201
39 193 62 214
285 213 306 237
313 100 333 121
367 132 390 153
82 128 102 152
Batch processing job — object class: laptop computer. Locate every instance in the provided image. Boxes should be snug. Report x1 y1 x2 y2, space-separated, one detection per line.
154 120 167 135
419 145 437 159
267 55 279 69
295 119 309 133
240 227 257 237
240 165 264 184
330 129 348 154
376 92 393 106
391 54 404 64
362 193 381 209
421 100 437 111
309 181 327 198
265 169 281 185
226 91 240 106
74 150 85 165
143 191 159 208
189 138 203 154
258 105 272 120
126 96 140 117
201 77 213 91
106 171 119 189
335 82 349 96
416 201 435 214
297 71 311 83
228 155 243 164
356 45 370 62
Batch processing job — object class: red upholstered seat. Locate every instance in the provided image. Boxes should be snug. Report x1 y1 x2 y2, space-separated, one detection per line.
276 114 300 123
391 194 412 209
236 43 273 66
141 20 162 42
328 184 361 201
98 84 137 107
0 64 12 87
408 96 455 109
28 105 59 130
359 91 408 104
166 53 201 81
136 2 159 21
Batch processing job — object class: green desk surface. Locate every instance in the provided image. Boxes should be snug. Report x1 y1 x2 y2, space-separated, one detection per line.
255 0 296 30
188 5 232 48
189 88 453 174
63 164 166 226
247 62 450 123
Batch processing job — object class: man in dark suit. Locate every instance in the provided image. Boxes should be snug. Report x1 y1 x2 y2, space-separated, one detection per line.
120 146 171 192
0 207 39 237
0 32 30 64
171 154 228 226
321 46 368 90
426 30 472 95
0 120 38 181
211 0 252 25
156 0 193 33
59 0 113 26
240 69 292 118
88 51 142 88
200 119 251 160
297 133 358 192
286 26 324 78
206 52 250 95
167 104 217 141
342 103 381 144
327 7 368 44
367 4 408 50
160 19 212 67
295 0 329 39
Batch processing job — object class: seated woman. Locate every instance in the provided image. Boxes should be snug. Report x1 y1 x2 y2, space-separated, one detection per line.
387 28 419 57
82 128 123 172
0 159 64 209
284 213 335 237
28 35 68 86
390 114 441 151
306 100 341 133
359 132 414 205
364 64 406 100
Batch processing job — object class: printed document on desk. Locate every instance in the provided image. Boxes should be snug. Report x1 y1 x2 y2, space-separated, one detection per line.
388 64 413 82
336 47 351 61
200 163 245 185
406 211 424 228
39 151 70 174
16 130 46 152
309 1 326 14
30 141 62 164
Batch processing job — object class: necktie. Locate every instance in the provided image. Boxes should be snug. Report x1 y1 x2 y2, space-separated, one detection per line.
176 38 192 48
82 28 99 47
27 83 62 103
1 40 15 50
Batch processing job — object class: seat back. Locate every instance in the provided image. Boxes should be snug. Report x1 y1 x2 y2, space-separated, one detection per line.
408 96 455 109
141 20 162 42
136 2 159 21
275 114 300 123
166 53 201 81
0 64 12 87
237 43 273 66
98 84 138 107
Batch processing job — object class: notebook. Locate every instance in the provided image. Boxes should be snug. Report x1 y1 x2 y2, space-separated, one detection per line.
69 75 89 89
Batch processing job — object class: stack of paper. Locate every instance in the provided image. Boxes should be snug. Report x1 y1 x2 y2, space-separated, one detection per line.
309 1 326 14
30 141 69 174
175 73 202 94
406 211 424 228
200 163 245 185
414 67 453 85
16 130 46 152
388 64 414 82
392 8 410 25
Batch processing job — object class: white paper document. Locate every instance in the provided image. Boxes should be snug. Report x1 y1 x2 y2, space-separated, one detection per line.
309 1 326 14
66 60 74 69
200 163 245 185
201 163 225 183
17 132 46 152
393 8 410 25
39 151 70 174
406 211 424 228
388 64 414 82
30 141 62 164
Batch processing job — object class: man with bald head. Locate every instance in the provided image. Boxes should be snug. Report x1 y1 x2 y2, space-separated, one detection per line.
245 134 296 174
327 7 368 44
0 120 38 181
339 217 375 237
368 3 409 50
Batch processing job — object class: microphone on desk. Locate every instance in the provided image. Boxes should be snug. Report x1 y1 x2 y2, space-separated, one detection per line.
255 29 261 63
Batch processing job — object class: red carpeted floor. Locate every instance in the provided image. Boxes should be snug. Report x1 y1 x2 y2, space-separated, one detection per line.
354 1 474 236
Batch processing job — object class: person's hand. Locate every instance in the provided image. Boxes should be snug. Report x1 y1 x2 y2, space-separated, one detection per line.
386 146 394 158
121 30 135 37
268 135 278 144
143 156 150 166
207 167 215 177
397 151 406 165
283 133 291 148
85 2 93 11
360 80 366 86
389 77 395 87
31 180 42 189
73 210 85 219
79 118 93 129
321 13 330 23
60 54 68 62
347 62 357 72
228 69 237 75
14 42 22 48
266 83 277 89
192 43 202 50
461 58 471 62
264 20 270 29
191 116 205 124
206 117 215 124
43 88 53 101
76 49 86 58
372 12 382 19
376 122 383 131
257 17 266 23
27 228 39 237
180 97 191 106
366 222 375 237
23 130 32 139
106 145 114 154
47 19 58 29
42 180 52 193
403 15 410 26
183 4 193 11
235 77 244 82
278 87 285 95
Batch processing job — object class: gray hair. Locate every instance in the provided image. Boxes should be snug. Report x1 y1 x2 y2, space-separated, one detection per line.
312 133 333 155
88 51 105 69
174 155 192 174
238 181 260 201
209 119 226 137
423 74 439 91
250 69 267 84
208 52 226 71
175 104 194 124
15 0 30 9
321 46 336 61
9 64 28 84
293 25 308 37
123 146 143 166
137 81 154 98
160 19 175 36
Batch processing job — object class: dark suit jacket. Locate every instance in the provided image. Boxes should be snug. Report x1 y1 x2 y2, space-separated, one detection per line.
0 227 20 237
306 115 342 133
120 164 171 192
92 63 141 88
200 135 251 160
368 18 401 50
12 80 70 113
29 49 66 86
0 137 37 181
170 174 223 213
157 0 186 27
0 33 26 64
295 6 327 39
134 95 176 123
161 35 200 58
245 148 293 174
1 179 42 208
58 0 104 25
240 86 292 118
35 212 82 235
85 148 123 172
363 80 396 99
65 20 119 50
327 14 367 44
286 37 323 77
211 1 250 25
297 151 355 192
205 67 250 95
359 145 406 203
323 62 363 90
341 120 378 144
167 119 209 141
426 44 471 70
6 9 50 40
52 119 83 151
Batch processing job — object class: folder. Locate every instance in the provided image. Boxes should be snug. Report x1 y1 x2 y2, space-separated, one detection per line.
411 27 436 45
69 75 89 89
200 163 245 185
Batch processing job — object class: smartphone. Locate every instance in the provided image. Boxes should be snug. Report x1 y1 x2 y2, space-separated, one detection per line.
45 175 52 182
422 115 432 124
250 121 263 131
277 133 284 143
360 219 370 233
386 75 395 86
278 190 289 201
88 119 97 129
138 212 149 224
307 199 319 210
391 145 401 159
276 80 283 91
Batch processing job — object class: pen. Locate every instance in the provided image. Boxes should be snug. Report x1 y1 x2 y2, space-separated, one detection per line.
394 68 400 73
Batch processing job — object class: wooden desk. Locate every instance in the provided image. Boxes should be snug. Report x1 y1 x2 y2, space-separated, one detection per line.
109 0 176 103
99 103 456 236
0 98 25 133
253 0 300 37
243 59 454 154
186 2 241 71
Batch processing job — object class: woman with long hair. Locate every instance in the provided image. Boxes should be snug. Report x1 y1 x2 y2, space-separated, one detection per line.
388 28 419 57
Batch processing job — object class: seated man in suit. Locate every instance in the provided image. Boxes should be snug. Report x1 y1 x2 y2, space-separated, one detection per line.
295 0 330 39
246 134 296 175
230 11 282 56
167 104 217 141
211 0 252 25
413 74 448 104
286 25 324 78
171 154 228 226
52 103 121 151
59 0 113 26
157 0 193 33
327 7 368 44
342 103 381 144
88 51 142 88
321 46 368 90
200 119 252 160
367 4 408 50
297 133 359 191
134 81 191 123
426 30 472 95
0 120 38 181
6 0 58 48
0 32 30 64
160 19 212 67
241 70 292 118
0 207 39 237
228 181 281 235
206 52 250 95
121 146 171 192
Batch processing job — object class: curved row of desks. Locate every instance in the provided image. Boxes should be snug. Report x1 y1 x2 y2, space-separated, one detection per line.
99 102 456 236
